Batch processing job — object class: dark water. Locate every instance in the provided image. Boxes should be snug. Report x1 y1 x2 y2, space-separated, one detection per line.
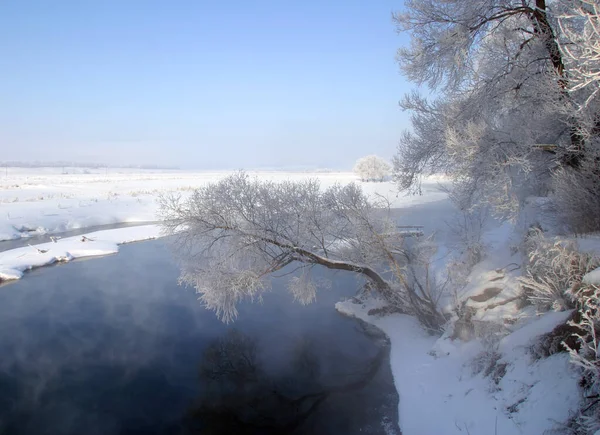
0 239 399 435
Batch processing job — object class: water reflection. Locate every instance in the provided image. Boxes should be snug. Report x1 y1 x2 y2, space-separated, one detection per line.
0 240 399 434
184 329 389 434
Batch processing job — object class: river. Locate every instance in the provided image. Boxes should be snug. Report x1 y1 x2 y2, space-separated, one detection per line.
0 238 400 434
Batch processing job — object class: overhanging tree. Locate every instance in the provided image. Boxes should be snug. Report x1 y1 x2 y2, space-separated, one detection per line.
160 172 445 332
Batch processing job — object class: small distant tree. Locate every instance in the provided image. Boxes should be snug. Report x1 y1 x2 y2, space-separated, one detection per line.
353 155 391 182
160 172 445 332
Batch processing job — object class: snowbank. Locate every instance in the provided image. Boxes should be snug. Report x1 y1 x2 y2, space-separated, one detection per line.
0 225 161 282
336 215 583 434
498 310 574 353
337 298 581 435
583 267 600 285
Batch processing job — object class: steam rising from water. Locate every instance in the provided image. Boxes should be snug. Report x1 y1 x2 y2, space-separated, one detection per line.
0 240 399 434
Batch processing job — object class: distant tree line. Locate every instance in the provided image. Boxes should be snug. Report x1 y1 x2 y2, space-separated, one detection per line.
0 161 179 170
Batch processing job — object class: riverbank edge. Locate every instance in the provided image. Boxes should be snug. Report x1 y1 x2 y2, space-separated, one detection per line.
337 300 403 435
0 225 163 283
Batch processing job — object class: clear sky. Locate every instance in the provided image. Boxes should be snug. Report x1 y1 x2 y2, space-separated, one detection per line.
0 0 411 169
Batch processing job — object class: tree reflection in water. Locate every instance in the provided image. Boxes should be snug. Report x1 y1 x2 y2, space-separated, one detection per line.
183 329 391 435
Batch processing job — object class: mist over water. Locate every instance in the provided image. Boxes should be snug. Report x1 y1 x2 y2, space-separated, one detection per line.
0 239 399 434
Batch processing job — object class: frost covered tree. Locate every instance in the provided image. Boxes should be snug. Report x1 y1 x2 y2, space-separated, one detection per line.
559 0 600 111
553 1 600 232
392 0 600 219
160 172 445 331
353 155 391 182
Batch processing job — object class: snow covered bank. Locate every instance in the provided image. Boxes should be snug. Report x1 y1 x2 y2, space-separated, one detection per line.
331 212 590 435
337 298 581 435
332 206 589 434
0 225 161 282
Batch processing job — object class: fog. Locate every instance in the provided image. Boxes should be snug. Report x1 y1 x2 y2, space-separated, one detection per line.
0 239 399 434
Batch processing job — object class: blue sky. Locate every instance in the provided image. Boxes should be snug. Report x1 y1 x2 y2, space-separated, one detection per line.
0 0 411 169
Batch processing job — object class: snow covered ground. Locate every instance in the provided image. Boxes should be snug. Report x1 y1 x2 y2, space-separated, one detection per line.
335 204 589 434
0 167 448 242
0 225 160 282
337 298 580 435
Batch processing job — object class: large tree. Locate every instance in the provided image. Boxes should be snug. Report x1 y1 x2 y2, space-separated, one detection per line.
160 172 445 331
393 0 600 218
558 0 600 136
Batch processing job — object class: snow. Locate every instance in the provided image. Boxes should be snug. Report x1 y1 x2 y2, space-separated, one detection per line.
583 267 600 285
0 225 160 282
575 233 600 256
498 310 574 353
334 200 583 434
337 299 581 435
0 168 448 242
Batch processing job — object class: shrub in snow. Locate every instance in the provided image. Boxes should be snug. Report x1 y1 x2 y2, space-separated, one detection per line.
553 158 600 234
530 311 584 359
442 207 488 328
445 202 489 270
519 230 600 433
519 229 600 312
563 283 600 435
471 350 507 388
353 155 391 182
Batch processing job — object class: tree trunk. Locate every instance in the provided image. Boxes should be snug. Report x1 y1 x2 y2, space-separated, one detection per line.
532 0 585 166
291 246 392 293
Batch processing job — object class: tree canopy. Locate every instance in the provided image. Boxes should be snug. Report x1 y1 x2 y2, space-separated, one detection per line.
393 0 600 220
160 172 445 331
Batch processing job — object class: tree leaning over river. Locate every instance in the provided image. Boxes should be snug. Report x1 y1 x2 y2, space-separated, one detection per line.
159 172 445 332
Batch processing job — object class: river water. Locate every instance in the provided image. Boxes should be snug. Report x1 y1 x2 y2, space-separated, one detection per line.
0 239 400 434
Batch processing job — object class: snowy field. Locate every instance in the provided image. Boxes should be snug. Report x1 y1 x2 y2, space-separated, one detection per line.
0 167 447 242
0 168 449 283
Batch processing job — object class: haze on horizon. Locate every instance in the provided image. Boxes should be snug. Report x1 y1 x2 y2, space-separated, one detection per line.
0 0 411 170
